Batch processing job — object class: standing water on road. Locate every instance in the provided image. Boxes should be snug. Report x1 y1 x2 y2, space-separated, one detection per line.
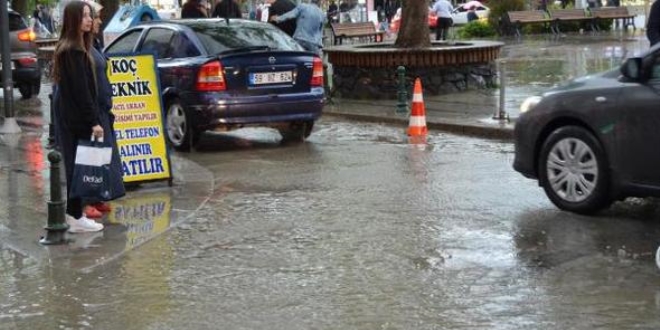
3 119 660 329
2 31 660 329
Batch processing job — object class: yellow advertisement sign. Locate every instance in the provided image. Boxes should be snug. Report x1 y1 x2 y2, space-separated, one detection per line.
108 54 171 183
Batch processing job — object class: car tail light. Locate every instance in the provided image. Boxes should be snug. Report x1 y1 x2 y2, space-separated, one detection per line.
17 29 36 42
310 57 323 87
196 61 226 91
17 57 37 67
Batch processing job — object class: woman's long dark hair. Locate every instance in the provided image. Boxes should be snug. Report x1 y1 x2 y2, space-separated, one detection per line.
52 1 96 87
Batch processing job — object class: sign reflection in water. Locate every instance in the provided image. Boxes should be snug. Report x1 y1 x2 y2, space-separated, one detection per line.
108 191 173 251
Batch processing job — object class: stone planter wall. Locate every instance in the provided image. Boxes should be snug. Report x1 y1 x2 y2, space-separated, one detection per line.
332 64 497 99
325 40 504 100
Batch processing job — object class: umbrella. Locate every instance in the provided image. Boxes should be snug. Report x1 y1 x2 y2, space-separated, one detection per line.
460 1 484 9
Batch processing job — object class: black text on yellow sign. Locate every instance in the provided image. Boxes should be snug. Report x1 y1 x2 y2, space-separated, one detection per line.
108 55 171 183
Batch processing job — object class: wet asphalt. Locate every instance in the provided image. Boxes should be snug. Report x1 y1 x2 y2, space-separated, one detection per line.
1 30 660 329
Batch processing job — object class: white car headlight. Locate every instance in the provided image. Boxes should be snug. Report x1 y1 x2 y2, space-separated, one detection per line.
520 96 542 113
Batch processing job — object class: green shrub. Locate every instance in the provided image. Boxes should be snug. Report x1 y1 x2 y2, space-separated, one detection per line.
520 22 550 34
593 19 613 31
457 20 497 38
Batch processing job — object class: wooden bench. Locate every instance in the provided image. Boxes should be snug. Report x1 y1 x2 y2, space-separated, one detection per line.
330 22 385 45
548 8 591 33
589 6 636 30
506 10 553 37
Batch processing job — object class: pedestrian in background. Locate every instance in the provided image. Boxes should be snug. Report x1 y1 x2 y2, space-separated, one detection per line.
52 0 104 232
212 0 242 18
40 5 55 35
271 0 326 55
265 0 297 37
31 5 52 38
84 0 125 219
431 0 453 41
257 0 269 22
467 6 478 23
327 0 338 22
181 0 208 18
648 0 660 46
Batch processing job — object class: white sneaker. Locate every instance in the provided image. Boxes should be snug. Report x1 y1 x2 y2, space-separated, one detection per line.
66 215 104 233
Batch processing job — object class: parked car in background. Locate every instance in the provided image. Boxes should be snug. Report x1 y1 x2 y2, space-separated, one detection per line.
389 7 437 33
513 43 660 214
3 8 42 99
105 19 324 151
451 1 490 25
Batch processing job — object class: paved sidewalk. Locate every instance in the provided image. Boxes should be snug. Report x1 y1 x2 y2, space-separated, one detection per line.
323 89 515 140
0 120 214 272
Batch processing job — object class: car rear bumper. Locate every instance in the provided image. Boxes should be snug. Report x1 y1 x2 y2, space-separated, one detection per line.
185 93 325 130
1 52 41 85
0 66 41 86
13 66 41 83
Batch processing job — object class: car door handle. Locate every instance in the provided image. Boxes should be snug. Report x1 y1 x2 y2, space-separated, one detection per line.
595 96 607 102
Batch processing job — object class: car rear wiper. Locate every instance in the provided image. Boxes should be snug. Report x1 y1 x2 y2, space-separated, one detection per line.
219 46 272 55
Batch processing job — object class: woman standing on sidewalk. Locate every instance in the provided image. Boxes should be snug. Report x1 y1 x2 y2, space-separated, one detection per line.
52 0 104 233
78 0 126 219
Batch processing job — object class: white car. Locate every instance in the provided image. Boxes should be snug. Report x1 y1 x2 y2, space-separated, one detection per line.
452 1 490 25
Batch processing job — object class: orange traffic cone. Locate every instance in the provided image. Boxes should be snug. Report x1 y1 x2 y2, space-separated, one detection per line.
407 78 428 138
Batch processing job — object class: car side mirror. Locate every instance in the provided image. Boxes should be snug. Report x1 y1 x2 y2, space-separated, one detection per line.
620 57 642 81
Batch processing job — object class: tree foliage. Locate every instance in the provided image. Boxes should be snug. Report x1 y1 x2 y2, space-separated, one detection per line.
487 0 525 32
394 0 431 48
11 0 28 17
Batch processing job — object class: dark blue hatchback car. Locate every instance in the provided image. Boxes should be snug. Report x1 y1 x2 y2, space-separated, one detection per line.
105 19 324 151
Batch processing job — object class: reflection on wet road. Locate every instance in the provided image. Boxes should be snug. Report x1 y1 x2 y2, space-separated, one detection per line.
5 119 658 329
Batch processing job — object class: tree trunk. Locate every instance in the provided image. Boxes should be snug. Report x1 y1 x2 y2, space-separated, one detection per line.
394 0 431 48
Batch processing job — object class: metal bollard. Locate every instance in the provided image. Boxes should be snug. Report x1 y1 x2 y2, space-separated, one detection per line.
493 60 509 121
396 66 409 115
39 151 68 245
47 93 55 149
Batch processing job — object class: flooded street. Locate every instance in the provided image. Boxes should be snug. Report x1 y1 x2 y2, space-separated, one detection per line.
3 120 660 329
2 31 660 329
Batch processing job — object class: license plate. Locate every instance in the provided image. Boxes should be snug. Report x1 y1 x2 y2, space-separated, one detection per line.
249 71 293 85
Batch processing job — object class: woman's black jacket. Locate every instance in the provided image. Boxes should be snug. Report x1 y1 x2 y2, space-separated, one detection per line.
55 48 100 135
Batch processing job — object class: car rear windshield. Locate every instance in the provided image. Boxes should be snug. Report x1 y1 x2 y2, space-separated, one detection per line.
9 12 27 31
187 22 304 55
